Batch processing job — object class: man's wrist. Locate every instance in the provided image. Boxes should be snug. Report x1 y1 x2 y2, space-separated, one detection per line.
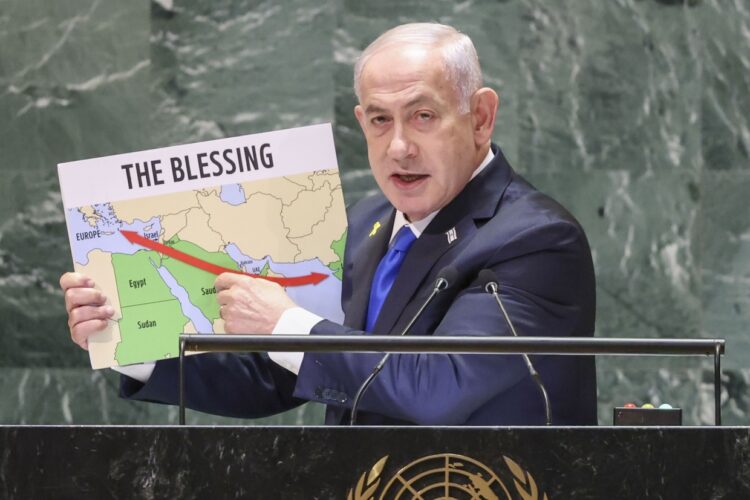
268 307 324 374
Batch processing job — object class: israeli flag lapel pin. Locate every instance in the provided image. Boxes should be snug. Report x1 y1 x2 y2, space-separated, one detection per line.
446 227 458 244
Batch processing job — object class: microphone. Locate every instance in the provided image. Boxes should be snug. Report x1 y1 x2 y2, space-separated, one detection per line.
478 269 552 426
349 266 458 425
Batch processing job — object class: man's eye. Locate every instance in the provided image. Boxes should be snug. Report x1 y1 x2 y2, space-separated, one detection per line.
416 111 434 121
371 116 389 125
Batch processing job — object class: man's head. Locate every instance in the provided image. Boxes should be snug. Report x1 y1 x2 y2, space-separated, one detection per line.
353 23 499 221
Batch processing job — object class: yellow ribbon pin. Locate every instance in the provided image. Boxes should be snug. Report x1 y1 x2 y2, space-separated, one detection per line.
369 221 381 237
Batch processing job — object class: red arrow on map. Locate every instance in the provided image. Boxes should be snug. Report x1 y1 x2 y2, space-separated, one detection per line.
120 230 328 287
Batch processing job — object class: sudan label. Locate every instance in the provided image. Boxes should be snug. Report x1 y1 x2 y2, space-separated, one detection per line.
137 319 157 329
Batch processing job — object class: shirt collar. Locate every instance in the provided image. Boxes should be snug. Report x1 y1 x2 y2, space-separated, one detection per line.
390 147 495 242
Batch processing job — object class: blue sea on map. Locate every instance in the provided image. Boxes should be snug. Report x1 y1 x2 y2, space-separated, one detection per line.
156 266 214 333
225 243 344 323
225 243 270 274
67 204 162 266
219 184 246 206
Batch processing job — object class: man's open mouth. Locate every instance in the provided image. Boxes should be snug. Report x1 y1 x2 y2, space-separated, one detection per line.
393 174 428 183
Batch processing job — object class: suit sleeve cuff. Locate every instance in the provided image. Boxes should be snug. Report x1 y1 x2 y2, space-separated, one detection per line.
268 307 323 375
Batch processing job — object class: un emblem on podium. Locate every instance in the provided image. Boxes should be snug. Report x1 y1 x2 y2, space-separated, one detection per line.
347 453 549 500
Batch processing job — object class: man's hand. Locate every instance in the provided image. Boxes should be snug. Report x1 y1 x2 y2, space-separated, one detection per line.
215 273 297 334
60 272 114 350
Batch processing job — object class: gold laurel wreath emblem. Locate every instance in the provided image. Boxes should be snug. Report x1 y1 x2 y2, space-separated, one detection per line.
347 454 548 500
503 456 549 500
348 456 388 500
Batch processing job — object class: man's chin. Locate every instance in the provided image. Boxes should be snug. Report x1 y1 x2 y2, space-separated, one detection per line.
396 204 432 222
383 189 436 221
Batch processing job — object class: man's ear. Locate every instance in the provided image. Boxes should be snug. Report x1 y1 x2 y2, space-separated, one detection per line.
354 104 366 132
470 88 499 146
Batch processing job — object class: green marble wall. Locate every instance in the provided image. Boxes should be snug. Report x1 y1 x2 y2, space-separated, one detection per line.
0 0 747 425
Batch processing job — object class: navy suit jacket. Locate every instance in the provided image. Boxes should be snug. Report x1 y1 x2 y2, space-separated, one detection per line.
121 146 598 426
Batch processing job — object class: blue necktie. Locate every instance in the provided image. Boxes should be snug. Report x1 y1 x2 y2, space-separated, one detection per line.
366 225 417 332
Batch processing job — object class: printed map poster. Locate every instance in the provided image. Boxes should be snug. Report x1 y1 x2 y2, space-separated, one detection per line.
58 123 347 369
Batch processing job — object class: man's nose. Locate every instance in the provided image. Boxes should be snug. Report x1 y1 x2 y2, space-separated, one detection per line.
386 124 417 161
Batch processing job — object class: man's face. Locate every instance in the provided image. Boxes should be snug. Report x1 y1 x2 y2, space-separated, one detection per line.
354 46 481 222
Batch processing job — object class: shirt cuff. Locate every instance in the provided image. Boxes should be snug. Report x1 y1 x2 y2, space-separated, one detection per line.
111 361 156 383
268 307 323 375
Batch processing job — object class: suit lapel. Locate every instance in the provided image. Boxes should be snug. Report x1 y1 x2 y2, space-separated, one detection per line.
371 145 515 335
345 211 395 330
372 217 474 334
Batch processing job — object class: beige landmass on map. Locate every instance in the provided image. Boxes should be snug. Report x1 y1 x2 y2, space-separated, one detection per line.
114 190 200 224
75 249 122 369
281 188 333 238
290 186 346 264
161 211 189 241
212 318 225 334
79 206 100 228
308 171 341 191
197 190 300 262
178 207 226 251
245 175 310 204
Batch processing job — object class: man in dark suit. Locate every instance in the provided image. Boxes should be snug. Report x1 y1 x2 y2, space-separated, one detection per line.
61 23 597 425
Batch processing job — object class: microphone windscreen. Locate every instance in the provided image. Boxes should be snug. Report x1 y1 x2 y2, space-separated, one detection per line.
436 265 459 289
477 269 499 289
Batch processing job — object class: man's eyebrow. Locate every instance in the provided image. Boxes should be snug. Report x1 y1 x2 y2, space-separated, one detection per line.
364 104 388 114
363 96 438 114
404 95 435 108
